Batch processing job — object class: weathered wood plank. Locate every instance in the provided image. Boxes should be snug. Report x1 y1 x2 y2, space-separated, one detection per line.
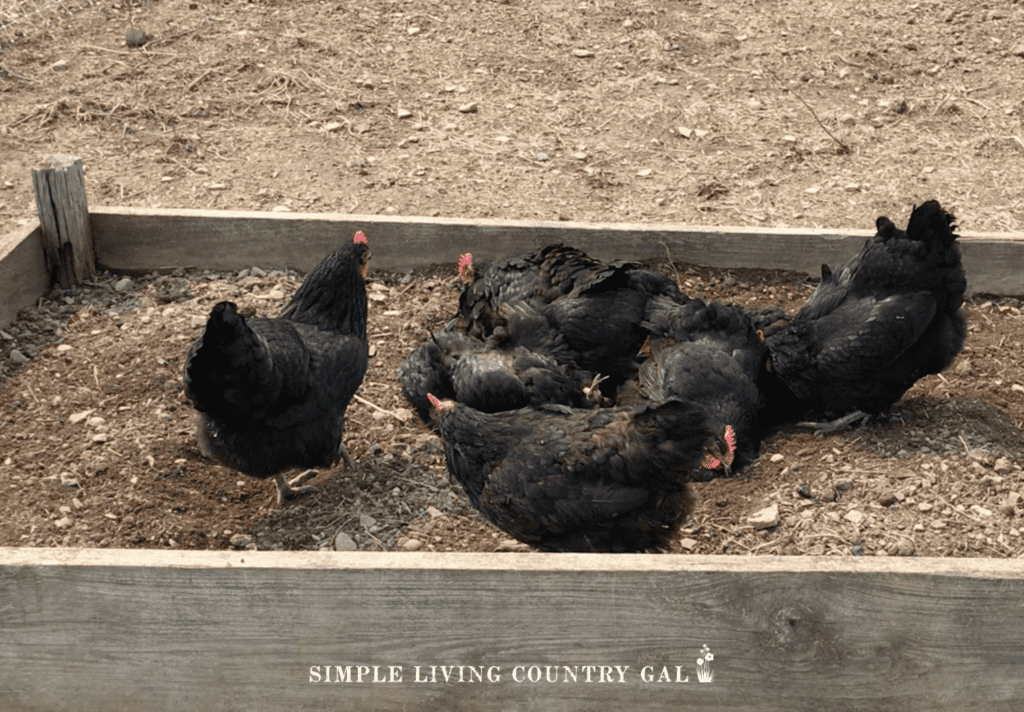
0 222 48 331
31 155 95 288
89 206 1024 296
2 550 1023 711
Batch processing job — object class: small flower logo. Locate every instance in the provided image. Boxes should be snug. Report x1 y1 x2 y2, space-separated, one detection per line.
696 644 715 683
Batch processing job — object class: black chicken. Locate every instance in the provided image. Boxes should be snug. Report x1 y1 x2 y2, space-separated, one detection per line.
762 200 967 432
183 232 370 504
428 394 717 552
399 318 591 425
458 245 687 391
637 295 770 480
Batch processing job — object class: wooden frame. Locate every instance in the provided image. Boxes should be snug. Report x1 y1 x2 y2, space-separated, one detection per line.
4 548 1024 711
3 205 1024 709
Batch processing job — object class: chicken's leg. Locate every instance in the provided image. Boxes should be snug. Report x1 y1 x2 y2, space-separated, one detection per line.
797 410 871 436
274 470 319 505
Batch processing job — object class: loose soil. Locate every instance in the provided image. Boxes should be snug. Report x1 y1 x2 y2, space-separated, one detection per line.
1 0 1024 557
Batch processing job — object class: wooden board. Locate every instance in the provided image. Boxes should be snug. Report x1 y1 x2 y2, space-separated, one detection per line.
89 206 1024 296
3 549 1024 711
0 222 48 330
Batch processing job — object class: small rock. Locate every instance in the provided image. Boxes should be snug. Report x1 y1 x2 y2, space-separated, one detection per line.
91 433 108 444
86 416 106 429
971 505 993 518
994 457 1013 474
250 266 267 277
323 122 344 133
113 277 134 292
796 483 813 499
930 519 947 530
229 533 253 549
678 537 698 551
69 409 95 424
333 532 358 551
56 344 72 353
572 49 595 58
397 108 413 119
54 517 73 529
918 502 934 512
496 539 532 552
9 349 28 364
850 543 864 556
769 453 784 463
402 538 423 551
125 27 147 47
839 113 856 126
426 506 444 518
747 503 780 530
458 102 478 114
878 492 898 507
748 98 764 110
50 59 70 72
359 514 377 529
844 510 864 524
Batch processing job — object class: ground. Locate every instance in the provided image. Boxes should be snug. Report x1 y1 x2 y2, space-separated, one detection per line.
1 0 1023 557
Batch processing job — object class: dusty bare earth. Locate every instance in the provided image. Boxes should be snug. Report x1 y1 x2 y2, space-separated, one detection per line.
1 0 1024 557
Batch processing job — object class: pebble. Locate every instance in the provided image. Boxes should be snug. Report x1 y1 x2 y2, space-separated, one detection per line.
496 539 532 552
426 506 444 518
69 409 95 424
747 503 780 530
930 520 947 530
769 453 784 463
572 49 595 58
359 514 377 529
878 492 898 507
229 533 253 549
54 517 73 528
125 27 147 47
402 538 423 551
333 532 358 551
458 102 479 114
9 349 28 364
50 59 69 71
844 510 864 524
113 277 134 292
87 416 106 429
678 537 698 551
397 108 413 119
56 344 72 353
918 502 933 512
250 267 267 277
839 113 856 126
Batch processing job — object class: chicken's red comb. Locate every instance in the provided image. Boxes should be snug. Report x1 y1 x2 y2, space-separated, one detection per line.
457 253 473 280
353 231 367 244
427 393 454 411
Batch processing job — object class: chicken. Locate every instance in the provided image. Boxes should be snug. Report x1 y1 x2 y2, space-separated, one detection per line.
399 319 590 425
459 246 687 391
636 296 770 480
183 232 370 504
762 200 967 432
428 393 717 552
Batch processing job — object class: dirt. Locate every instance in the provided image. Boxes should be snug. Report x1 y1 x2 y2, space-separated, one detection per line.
1 0 1024 557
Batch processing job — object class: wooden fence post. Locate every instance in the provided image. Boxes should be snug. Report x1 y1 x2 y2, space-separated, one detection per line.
31 154 96 289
